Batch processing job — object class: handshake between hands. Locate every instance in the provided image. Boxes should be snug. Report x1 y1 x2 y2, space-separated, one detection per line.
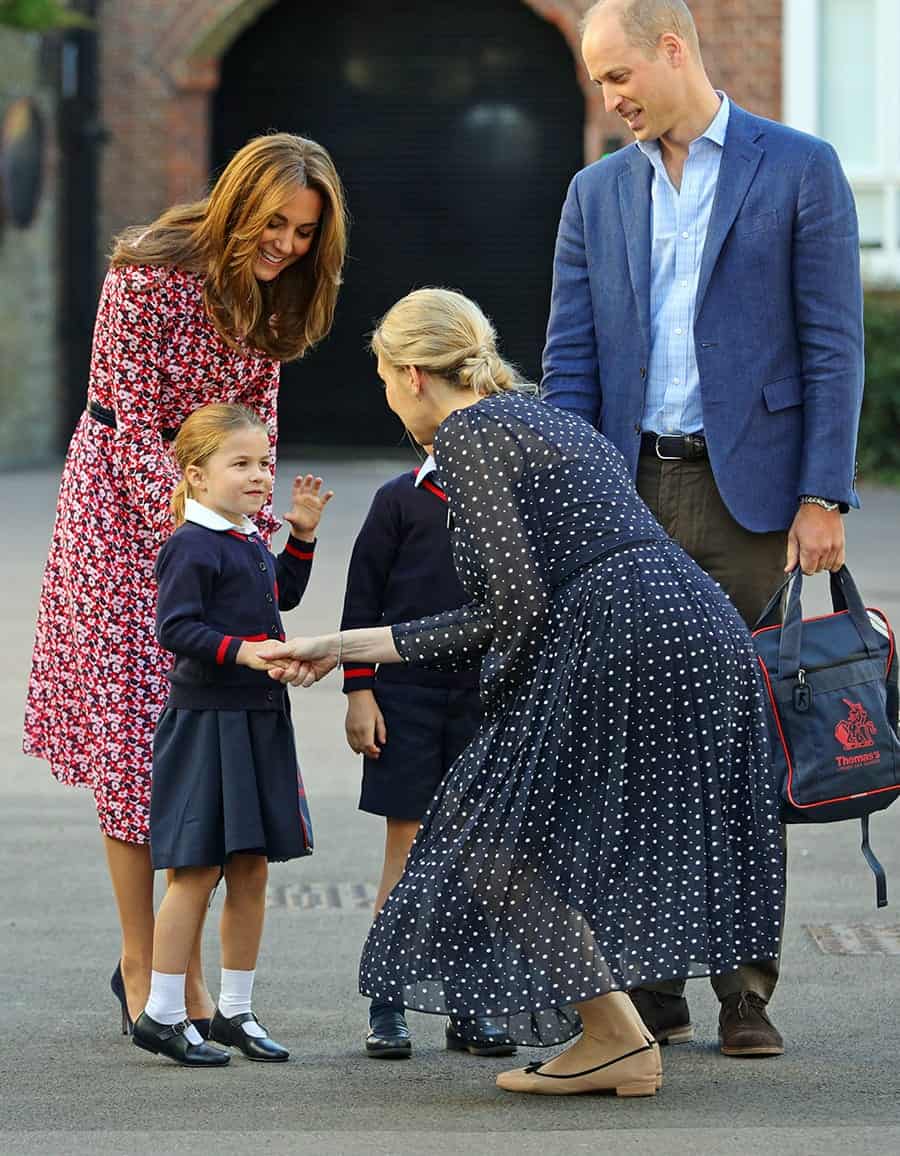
237 635 340 688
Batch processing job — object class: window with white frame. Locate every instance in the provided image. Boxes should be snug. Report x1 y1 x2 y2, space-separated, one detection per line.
783 0 900 284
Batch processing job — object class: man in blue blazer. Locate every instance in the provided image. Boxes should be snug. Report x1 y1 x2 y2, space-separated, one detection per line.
542 0 864 1057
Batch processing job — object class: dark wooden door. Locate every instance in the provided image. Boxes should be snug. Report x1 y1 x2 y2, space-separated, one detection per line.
213 0 583 445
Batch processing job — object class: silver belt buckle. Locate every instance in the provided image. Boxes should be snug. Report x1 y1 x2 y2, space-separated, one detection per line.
655 435 681 461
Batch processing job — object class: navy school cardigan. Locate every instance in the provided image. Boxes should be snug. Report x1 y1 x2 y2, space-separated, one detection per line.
155 521 315 710
339 464 479 694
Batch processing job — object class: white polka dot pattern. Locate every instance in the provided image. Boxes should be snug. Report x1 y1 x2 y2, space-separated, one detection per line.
359 392 784 1048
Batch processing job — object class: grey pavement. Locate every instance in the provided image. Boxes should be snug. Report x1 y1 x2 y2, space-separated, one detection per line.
2 454 899 1156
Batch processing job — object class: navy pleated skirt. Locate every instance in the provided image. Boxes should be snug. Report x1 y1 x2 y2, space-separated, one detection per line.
150 707 313 869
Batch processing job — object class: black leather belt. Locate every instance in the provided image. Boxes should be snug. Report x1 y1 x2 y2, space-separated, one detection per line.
640 431 708 461
87 400 179 443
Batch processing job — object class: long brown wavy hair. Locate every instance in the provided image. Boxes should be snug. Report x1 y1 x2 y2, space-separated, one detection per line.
110 134 347 361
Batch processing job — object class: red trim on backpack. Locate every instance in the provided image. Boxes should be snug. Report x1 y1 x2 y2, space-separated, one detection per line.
753 607 895 687
754 607 898 811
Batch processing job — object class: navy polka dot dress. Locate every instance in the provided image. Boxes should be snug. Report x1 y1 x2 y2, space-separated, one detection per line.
359 392 784 1048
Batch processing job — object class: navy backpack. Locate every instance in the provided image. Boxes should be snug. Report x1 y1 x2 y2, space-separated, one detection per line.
752 566 900 907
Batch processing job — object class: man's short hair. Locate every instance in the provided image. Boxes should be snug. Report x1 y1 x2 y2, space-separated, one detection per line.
582 0 701 59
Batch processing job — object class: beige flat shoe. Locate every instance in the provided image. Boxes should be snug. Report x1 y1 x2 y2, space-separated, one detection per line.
496 1040 661 1097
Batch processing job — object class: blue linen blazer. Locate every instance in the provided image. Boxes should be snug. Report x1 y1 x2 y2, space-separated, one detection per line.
541 102 864 533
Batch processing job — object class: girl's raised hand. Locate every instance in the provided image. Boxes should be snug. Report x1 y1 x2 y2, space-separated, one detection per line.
284 474 334 540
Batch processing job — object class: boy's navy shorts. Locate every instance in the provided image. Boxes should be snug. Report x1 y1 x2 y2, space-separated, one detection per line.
359 681 482 819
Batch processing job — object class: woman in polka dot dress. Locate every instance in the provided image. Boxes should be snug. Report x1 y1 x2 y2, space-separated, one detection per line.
262 289 784 1099
23 134 347 1031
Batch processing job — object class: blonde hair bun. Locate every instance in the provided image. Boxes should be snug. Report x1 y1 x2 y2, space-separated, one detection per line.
371 288 523 397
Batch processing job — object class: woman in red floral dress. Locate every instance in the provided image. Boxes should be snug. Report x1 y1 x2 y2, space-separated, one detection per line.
24 133 347 1028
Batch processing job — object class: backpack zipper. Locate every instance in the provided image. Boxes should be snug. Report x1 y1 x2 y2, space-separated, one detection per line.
792 652 870 712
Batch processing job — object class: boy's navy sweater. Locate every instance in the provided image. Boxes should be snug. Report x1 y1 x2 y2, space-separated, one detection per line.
340 466 479 694
155 521 315 710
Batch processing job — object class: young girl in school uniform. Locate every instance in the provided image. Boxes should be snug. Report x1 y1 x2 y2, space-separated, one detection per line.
341 449 516 1061
132 403 332 1067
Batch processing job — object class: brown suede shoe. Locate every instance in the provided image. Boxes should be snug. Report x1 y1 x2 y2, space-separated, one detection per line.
718 992 784 1057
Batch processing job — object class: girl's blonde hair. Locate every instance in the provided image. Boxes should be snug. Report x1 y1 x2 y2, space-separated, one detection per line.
170 404 268 527
111 133 348 362
370 288 521 396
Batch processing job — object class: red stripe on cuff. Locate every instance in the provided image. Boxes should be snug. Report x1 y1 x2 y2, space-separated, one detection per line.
285 542 314 560
216 636 233 665
344 667 376 678
241 634 267 642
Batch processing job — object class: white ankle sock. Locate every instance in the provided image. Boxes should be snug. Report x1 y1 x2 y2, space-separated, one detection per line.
219 968 266 1037
145 971 203 1045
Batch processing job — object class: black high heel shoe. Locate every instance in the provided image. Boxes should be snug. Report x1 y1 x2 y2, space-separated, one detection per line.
111 962 133 1036
132 1012 230 1067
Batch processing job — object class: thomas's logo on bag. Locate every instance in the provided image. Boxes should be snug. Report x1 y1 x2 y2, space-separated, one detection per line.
834 699 879 762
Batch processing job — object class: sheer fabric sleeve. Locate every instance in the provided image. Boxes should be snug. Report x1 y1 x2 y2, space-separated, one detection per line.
102 266 180 547
391 404 549 711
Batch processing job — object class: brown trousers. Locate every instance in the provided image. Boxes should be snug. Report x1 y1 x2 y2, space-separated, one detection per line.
636 454 788 1002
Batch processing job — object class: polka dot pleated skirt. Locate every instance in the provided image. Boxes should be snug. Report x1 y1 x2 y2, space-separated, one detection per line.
360 541 784 1047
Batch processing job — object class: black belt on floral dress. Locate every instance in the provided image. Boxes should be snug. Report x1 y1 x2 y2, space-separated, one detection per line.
87 400 179 443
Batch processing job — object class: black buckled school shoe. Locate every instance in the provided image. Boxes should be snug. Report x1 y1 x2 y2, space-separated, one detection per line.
132 1012 230 1066
208 1009 290 1062
446 1016 517 1057
366 1000 412 1058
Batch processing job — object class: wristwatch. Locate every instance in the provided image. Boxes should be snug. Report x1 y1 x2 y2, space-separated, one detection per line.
799 495 840 512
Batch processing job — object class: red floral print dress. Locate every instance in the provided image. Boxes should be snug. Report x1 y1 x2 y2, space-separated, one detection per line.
24 264 282 844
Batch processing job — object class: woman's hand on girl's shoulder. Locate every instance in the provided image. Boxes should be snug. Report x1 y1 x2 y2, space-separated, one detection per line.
283 474 334 540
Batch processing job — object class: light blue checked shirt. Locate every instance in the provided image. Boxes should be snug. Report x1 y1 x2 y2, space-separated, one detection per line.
638 93 730 435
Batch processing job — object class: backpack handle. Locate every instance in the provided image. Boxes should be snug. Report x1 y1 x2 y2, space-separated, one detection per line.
753 569 795 631
773 565 881 682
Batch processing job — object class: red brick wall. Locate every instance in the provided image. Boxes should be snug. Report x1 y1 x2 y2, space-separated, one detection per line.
690 0 782 121
98 0 782 249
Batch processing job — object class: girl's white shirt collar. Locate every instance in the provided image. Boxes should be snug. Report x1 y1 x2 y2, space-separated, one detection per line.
184 497 258 536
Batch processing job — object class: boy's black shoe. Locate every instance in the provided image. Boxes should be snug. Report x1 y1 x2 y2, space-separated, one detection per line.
366 1000 412 1058
446 1016 517 1057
